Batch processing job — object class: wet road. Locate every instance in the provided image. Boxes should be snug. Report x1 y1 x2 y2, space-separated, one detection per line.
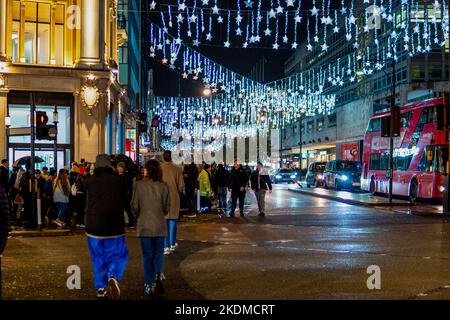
3 184 450 300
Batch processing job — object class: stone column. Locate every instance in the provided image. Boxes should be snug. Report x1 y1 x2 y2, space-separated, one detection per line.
0 0 7 60
0 88 9 160
77 0 106 69
74 78 110 162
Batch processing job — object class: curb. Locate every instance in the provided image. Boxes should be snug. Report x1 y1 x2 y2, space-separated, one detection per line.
10 228 85 238
288 188 414 207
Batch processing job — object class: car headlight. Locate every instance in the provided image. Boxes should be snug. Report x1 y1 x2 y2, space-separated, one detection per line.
290 175 296 179
341 175 348 181
317 174 323 180
276 175 282 179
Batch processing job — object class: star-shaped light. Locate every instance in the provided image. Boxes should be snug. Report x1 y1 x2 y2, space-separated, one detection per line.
257 14 263 22
178 2 186 11
175 37 182 44
193 39 200 46
244 0 254 8
187 30 192 37
313 35 319 42
264 28 272 36
286 0 294 7
333 26 339 33
321 43 328 51
363 25 370 32
349 15 356 24
236 28 242 36
345 33 352 41
224 41 230 48
169 64 175 70
254 35 261 42
217 16 224 23
294 15 302 23
236 15 243 24
150 52 155 58
269 9 276 18
201 0 209 6
206 33 212 41
243 42 248 48
157 44 163 50
189 14 197 23
276 5 284 13
177 14 184 23
162 58 168 64
182 72 188 79
310 6 319 16
283 35 288 43
291 42 298 49
272 43 279 50
149 1 156 10
212 5 219 14
307 43 313 51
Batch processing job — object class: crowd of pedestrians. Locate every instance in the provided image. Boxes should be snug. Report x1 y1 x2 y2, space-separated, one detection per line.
0 153 274 299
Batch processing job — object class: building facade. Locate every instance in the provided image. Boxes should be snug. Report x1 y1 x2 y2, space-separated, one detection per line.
282 0 449 170
0 0 131 169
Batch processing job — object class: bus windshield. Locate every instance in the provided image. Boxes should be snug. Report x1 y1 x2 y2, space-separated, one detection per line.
419 145 448 174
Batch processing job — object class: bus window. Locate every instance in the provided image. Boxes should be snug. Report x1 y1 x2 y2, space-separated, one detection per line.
370 154 381 170
400 111 412 128
368 118 382 132
394 155 413 171
435 146 448 174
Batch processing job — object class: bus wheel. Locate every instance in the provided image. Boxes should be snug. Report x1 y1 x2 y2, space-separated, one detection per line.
409 179 419 203
369 178 376 194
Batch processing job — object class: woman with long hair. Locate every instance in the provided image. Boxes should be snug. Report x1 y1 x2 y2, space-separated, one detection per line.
53 169 71 227
132 159 171 296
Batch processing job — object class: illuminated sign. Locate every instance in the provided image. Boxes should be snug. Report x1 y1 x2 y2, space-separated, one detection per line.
393 146 420 157
126 129 136 139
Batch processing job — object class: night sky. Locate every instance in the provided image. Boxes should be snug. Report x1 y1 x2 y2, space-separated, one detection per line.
142 0 324 97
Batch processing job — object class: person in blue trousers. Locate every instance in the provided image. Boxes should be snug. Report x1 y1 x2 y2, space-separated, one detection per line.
132 159 171 296
84 154 129 299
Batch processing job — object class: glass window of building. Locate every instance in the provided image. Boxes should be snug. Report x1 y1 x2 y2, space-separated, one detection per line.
11 1 67 65
317 117 324 132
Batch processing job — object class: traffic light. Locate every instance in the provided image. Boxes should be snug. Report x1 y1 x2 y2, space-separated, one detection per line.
36 111 49 140
138 112 148 133
381 107 400 138
35 111 56 141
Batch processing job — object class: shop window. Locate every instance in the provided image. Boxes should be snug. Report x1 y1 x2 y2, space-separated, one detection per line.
367 118 382 132
411 65 425 81
429 65 443 80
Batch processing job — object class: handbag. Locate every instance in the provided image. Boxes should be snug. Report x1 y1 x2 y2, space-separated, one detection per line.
71 183 78 196
14 194 24 205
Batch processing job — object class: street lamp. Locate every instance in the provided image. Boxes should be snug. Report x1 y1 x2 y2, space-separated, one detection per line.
52 105 59 170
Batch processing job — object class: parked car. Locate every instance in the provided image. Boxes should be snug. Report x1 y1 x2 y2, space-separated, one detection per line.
272 168 297 184
305 162 327 188
323 160 362 191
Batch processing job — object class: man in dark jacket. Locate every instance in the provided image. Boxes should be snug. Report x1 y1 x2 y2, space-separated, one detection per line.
0 159 9 194
85 154 128 300
116 161 136 226
0 185 10 299
250 162 273 217
183 162 198 217
228 160 249 217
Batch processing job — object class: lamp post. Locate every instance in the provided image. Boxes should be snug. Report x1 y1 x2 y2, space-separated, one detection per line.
52 105 59 171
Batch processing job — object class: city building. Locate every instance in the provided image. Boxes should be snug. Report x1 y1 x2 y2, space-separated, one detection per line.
0 0 131 169
118 0 141 159
282 0 449 170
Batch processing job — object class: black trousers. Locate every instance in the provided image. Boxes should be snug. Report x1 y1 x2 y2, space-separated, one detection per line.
230 190 246 216
185 186 196 213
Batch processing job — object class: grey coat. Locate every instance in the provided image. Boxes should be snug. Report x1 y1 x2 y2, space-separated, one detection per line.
132 178 171 238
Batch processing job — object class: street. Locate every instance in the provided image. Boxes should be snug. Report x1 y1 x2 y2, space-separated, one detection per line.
3 184 450 300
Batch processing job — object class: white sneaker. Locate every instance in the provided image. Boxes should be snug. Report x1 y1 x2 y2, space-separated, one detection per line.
164 248 171 255
54 219 65 227
170 243 178 252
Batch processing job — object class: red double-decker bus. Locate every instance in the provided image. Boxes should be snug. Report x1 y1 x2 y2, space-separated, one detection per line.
361 97 448 201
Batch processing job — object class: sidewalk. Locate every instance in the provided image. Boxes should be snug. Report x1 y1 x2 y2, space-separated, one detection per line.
288 185 412 207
